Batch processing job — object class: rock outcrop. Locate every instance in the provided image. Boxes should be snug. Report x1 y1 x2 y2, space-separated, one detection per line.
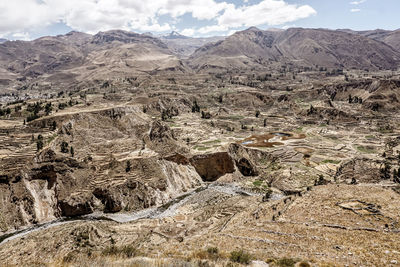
228 143 260 176
190 152 235 182
335 158 386 184
58 195 93 217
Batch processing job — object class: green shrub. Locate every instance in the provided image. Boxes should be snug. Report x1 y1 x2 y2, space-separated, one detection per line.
27 113 40 122
276 257 297 267
207 247 219 255
102 245 137 258
120 245 137 257
192 247 221 261
230 250 251 264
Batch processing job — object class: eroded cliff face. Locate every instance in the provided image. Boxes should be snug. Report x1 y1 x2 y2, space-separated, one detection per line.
189 152 235 182
0 103 279 234
0 107 206 234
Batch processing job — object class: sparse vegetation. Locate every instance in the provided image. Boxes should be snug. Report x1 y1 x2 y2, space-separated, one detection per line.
322 159 341 164
276 257 298 267
1 25 400 267
355 145 376 154
101 245 138 258
191 247 222 261
230 250 251 264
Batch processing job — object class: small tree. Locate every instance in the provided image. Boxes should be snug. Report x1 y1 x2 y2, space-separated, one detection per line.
191 100 200 113
45 103 52 115
36 140 44 151
126 160 131 172
201 111 211 119
380 162 391 179
263 118 267 127
61 141 69 153
307 105 316 115
51 121 57 131
70 146 74 157
255 110 260 118
161 110 167 121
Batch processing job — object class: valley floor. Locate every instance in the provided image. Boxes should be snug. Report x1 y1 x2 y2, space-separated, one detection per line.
0 70 400 266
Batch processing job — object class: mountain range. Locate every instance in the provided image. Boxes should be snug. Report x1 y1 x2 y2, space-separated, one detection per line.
338 28 400 52
0 27 399 91
190 27 400 71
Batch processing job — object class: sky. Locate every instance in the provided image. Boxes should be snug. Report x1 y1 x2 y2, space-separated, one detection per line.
0 0 399 40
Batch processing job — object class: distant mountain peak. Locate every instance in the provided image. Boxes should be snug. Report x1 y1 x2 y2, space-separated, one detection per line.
0 38 7 44
246 26 261 32
163 31 188 39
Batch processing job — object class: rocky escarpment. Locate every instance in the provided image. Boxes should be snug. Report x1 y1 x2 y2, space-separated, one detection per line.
58 194 93 217
0 99 285 235
189 152 235 182
317 79 400 112
0 107 203 233
228 143 261 176
335 158 400 184
0 104 277 234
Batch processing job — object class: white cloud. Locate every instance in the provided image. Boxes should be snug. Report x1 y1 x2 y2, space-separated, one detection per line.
217 0 316 28
0 0 317 38
350 8 361 12
12 32 31 41
156 0 231 20
197 25 229 34
197 0 317 34
194 0 315 36
0 0 61 36
282 24 297 29
181 28 196 36
350 0 366 5
0 0 230 36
